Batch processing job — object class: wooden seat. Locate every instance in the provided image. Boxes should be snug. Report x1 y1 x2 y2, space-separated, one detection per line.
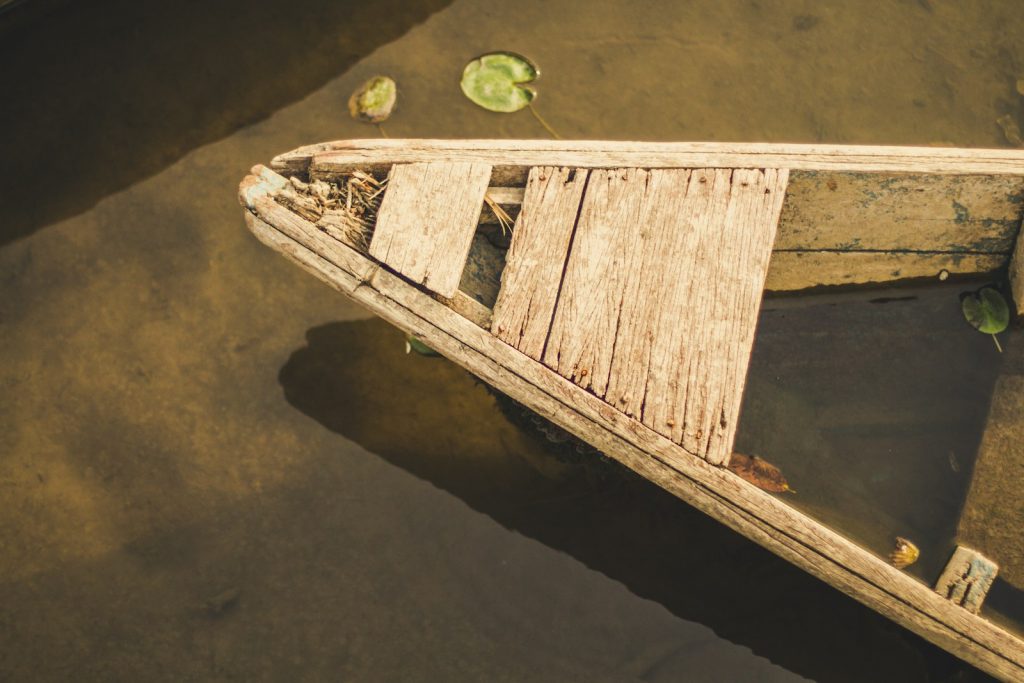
491 166 788 465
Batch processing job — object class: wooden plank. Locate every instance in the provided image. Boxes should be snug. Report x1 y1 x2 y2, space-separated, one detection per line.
369 161 491 299
543 168 651 396
958 341 1024 592
1011 226 1024 316
491 167 589 358
764 251 1005 291
272 139 1024 177
935 546 999 615
240 169 1024 680
544 168 786 464
777 171 1024 253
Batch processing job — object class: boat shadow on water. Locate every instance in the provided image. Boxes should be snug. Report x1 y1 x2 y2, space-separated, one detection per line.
278 317 986 683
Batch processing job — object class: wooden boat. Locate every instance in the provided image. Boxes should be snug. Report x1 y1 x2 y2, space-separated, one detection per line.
240 139 1024 680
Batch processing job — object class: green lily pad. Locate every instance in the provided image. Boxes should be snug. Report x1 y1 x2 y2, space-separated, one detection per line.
460 52 538 113
962 287 1010 335
349 76 397 123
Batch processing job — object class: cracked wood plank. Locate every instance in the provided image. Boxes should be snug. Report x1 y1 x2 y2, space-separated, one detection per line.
935 546 999 614
491 167 589 358
544 168 787 465
543 168 650 396
369 161 491 299
284 139 1024 177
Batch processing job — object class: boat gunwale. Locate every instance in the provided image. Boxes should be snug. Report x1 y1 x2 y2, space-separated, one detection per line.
273 139 1024 176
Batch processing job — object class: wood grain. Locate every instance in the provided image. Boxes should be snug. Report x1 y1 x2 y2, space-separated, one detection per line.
764 251 1005 290
777 171 1024 253
543 168 786 465
1011 228 1024 316
272 138 1024 176
935 546 999 615
369 161 492 298
241 165 1024 681
543 168 651 396
491 167 589 358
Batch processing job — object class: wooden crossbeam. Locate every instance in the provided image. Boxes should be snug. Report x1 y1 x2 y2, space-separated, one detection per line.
369 161 492 299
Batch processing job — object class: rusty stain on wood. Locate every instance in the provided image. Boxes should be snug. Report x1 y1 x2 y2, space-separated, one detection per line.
935 546 999 615
369 161 492 298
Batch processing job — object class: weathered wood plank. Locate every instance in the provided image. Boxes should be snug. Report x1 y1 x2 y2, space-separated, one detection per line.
491 167 589 358
1011 227 1024 316
958 340 1024 593
543 168 650 395
273 139 1024 176
777 172 1024 253
369 161 491 299
544 168 785 465
764 251 1005 291
935 546 999 615
608 168 700 429
240 168 1024 679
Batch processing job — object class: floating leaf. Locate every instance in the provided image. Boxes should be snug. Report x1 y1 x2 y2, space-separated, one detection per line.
728 453 794 493
349 76 397 124
405 334 439 357
961 287 1010 334
460 52 538 113
962 287 1009 335
889 536 920 569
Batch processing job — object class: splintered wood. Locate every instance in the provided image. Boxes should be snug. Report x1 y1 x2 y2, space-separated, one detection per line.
491 167 590 357
497 167 787 465
370 161 492 298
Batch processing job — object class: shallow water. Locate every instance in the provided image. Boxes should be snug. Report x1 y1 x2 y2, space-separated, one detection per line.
2 0 1023 680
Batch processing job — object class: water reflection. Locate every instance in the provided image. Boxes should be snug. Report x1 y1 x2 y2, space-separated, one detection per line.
0 0 452 245
279 318 980 682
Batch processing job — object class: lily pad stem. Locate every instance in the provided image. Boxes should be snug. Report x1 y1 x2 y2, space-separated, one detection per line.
992 333 1003 353
376 123 389 138
528 103 562 140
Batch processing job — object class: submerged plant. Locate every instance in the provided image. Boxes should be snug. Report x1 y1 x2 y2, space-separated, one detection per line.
405 334 440 357
349 76 397 127
460 52 560 138
961 286 1010 352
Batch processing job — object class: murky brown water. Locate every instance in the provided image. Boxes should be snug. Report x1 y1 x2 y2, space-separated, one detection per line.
3 0 1023 680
